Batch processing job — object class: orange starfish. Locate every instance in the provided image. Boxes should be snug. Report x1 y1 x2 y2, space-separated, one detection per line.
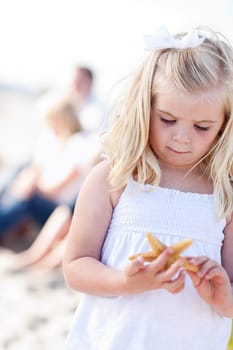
129 232 198 272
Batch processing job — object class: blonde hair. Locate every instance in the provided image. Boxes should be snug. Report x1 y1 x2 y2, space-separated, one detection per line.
103 26 233 219
45 98 82 136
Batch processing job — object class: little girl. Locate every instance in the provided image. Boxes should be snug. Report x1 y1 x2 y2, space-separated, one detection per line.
63 26 233 349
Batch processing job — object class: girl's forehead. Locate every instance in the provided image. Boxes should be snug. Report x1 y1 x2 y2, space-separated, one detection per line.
155 84 225 107
154 86 225 122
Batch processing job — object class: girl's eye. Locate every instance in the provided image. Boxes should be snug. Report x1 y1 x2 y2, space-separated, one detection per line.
194 125 209 131
160 117 176 124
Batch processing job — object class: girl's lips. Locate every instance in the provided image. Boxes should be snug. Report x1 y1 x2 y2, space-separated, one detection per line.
167 147 190 154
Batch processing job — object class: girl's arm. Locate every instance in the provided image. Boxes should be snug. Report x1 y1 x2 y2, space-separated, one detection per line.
63 161 185 297
187 216 233 318
222 214 233 280
220 214 233 314
63 160 124 296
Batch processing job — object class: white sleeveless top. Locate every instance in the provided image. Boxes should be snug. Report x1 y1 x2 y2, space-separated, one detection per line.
65 180 231 350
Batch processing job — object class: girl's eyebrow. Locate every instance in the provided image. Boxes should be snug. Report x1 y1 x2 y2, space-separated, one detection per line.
156 109 217 123
156 109 177 118
195 120 217 124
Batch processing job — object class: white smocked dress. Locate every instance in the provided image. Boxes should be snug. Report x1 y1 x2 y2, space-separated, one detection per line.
65 180 232 350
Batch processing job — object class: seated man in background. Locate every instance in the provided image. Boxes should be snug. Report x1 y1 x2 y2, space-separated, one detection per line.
0 65 106 269
5 150 101 272
0 97 99 243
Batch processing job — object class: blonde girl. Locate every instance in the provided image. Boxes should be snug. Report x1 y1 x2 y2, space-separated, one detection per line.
63 26 233 349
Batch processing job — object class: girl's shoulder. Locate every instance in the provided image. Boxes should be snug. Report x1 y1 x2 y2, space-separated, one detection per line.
76 161 113 212
83 160 111 188
86 160 125 209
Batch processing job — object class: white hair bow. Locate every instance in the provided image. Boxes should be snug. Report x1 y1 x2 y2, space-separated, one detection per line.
144 26 205 51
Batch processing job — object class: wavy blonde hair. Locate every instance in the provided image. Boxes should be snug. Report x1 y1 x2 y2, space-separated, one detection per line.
103 26 233 219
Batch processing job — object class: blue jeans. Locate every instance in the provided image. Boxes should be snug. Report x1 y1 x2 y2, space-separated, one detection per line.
0 161 31 197
0 193 59 236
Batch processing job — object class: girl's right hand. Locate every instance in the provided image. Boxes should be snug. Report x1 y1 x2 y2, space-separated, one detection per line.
123 248 186 295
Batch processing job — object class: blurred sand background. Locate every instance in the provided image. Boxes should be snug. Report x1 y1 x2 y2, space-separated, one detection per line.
0 89 79 350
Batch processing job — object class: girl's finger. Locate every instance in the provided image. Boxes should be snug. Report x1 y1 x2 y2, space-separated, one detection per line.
125 256 145 276
197 260 218 279
189 256 209 266
163 270 186 294
159 258 183 282
205 266 225 280
149 247 174 273
186 270 202 288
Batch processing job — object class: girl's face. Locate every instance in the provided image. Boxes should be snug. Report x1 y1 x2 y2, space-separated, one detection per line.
150 86 225 170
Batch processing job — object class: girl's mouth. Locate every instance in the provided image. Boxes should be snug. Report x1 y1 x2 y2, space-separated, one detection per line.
167 147 190 154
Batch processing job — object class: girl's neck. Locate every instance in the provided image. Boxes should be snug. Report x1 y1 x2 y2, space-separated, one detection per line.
159 163 213 194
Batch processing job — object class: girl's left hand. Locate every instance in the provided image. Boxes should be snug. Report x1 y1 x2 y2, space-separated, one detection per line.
187 256 233 317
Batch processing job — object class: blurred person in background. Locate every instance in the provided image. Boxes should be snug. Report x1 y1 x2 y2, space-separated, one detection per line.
0 65 106 272
7 149 101 272
69 66 106 132
0 65 107 199
38 65 107 135
0 97 99 246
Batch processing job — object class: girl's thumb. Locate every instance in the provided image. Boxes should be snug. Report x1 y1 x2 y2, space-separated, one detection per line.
125 257 145 276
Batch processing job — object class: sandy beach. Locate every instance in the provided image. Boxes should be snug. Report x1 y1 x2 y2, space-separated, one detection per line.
0 250 79 350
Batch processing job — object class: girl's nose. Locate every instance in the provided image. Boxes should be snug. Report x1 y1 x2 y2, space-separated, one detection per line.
172 134 190 144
